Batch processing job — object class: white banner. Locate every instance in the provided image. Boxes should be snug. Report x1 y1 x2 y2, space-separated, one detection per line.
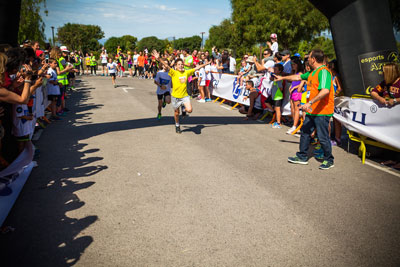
334 97 400 150
210 73 291 115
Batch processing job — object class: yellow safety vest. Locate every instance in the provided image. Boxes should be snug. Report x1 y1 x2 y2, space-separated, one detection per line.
57 57 69 86
90 56 96 66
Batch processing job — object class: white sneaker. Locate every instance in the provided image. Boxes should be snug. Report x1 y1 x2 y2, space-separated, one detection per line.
197 99 206 103
286 126 297 134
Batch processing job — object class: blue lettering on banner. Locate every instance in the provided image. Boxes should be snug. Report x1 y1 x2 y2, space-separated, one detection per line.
232 77 241 99
352 112 366 125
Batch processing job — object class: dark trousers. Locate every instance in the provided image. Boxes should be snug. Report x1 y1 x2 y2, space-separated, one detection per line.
90 66 96 75
133 65 138 76
296 115 334 163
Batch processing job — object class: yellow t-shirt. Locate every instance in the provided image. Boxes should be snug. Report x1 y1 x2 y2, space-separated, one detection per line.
168 68 195 98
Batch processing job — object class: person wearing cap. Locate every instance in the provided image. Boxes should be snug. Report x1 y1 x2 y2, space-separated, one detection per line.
267 33 279 55
281 50 292 74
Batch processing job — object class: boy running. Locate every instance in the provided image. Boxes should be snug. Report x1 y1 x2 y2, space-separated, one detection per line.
154 60 172 119
152 50 210 134
107 58 119 88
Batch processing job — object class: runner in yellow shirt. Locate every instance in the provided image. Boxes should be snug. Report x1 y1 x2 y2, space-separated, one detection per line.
152 50 210 133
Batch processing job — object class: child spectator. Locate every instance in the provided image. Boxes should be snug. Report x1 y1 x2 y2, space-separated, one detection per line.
287 58 304 134
328 59 343 146
270 64 284 128
45 58 61 120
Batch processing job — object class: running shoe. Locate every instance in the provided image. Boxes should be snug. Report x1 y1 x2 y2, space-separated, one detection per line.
205 98 212 102
286 126 296 134
287 156 308 165
114 85 117 88
272 122 281 129
175 125 181 134
157 113 161 120
197 99 206 103
162 101 166 108
319 161 334 170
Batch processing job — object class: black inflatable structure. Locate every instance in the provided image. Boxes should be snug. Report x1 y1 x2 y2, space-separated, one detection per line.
0 0 21 47
309 0 398 96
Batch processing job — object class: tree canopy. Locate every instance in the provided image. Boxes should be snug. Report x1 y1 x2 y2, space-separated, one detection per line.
205 19 234 51
173 36 202 51
57 23 104 52
230 0 329 55
104 35 138 54
18 0 48 45
137 36 165 52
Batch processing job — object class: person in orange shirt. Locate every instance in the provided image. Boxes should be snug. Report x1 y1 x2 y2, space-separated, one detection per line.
137 51 145 79
275 49 335 170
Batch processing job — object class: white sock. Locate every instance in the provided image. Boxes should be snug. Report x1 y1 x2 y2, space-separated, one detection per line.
175 123 180 127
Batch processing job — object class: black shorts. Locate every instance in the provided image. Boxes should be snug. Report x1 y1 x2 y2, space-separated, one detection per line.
48 95 58 101
245 106 263 114
266 96 282 107
157 91 170 100
68 72 75 79
110 73 116 77
102 63 107 67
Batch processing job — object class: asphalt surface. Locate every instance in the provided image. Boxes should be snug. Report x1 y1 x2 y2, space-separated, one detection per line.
2 75 400 267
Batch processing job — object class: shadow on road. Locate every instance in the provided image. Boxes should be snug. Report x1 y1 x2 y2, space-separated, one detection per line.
1 80 107 267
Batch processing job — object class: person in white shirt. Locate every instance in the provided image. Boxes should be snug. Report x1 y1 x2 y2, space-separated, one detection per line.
45 59 61 119
133 51 139 77
107 58 119 88
229 53 236 74
100 50 108 76
154 61 172 119
267 33 279 55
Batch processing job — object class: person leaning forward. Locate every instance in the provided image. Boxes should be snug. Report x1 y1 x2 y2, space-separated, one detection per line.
275 49 335 170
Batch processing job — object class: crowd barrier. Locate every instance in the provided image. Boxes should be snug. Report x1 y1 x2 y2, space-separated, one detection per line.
0 85 50 226
210 73 400 162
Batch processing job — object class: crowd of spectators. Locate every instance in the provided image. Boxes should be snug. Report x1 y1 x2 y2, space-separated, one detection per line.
0 40 79 172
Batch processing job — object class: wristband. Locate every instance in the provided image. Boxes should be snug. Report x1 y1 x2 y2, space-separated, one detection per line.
394 98 397 104
24 80 32 84
309 100 314 105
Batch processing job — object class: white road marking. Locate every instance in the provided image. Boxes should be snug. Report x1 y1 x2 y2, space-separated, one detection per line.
122 87 135 93
220 106 231 110
364 161 400 178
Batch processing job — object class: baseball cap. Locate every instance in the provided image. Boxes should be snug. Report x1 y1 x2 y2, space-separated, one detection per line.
60 46 70 53
281 50 290 56
270 33 277 39
294 53 301 57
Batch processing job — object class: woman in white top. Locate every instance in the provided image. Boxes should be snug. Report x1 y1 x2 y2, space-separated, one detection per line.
267 33 279 55
100 51 108 76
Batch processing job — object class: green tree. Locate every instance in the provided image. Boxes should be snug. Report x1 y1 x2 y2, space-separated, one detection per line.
18 0 48 45
205 19 234 51
297 36 336 59
173 36 202 51
137 36 165 52
57 23 104 52
104 35 138 54
230 0 329 55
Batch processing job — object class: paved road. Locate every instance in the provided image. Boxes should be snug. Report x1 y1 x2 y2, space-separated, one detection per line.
2 76 400 267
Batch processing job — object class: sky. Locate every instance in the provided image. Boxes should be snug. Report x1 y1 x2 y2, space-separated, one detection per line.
41 0 232 42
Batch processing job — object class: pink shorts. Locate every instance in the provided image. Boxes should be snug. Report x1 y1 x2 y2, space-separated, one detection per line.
291 91 302 101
